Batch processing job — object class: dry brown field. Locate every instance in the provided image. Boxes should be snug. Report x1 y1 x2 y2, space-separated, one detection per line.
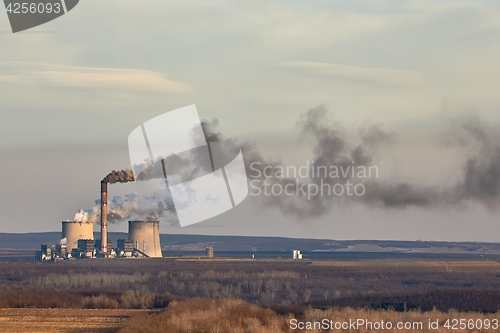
1 300 499 333
0 308 155 333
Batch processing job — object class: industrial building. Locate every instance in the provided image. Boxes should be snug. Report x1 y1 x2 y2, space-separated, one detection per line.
117 239 134 257
77 239 95 258
292 249 303 259
95 239 113 254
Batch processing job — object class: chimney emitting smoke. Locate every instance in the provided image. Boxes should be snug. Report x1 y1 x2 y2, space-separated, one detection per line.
100 181 108 254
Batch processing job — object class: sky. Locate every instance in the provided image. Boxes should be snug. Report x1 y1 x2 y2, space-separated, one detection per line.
1 0 500 241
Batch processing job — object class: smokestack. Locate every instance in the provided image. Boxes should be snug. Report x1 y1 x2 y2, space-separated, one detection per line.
100 181 108 254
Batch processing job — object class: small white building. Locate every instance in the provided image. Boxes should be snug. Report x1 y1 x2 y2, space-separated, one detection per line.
292 249 302 259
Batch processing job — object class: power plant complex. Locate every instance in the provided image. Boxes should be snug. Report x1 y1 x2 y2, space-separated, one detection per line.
36 219 162 261
35 180 163 261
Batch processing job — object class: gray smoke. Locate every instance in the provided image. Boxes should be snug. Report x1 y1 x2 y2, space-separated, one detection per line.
360 115 500 209
76 106 500 223
241 105 395 217
202 118 223 142
297 106 442 209
243 106 500 216
74 119 223 223
451 116 500 207
102 169 135 184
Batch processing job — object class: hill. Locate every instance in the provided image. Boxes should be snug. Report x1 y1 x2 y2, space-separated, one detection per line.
0 232 499 255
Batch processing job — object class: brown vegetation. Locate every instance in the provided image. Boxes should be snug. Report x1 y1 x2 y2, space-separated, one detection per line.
1 299 499 333
1 260 500 312
0 290 179 309
120 298 291 333
1 260 500 332
120 298 500 333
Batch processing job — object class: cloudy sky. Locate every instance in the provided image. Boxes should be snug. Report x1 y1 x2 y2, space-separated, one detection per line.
1 0 500 241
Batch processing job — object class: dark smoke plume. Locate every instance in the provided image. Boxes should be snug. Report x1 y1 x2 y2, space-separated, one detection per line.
451 116 500 207
239 105 396 217
102 169 135 184
75 119 226 223
76 106 500 223
359 115 500 209
201 118 223 142
241 105 500 216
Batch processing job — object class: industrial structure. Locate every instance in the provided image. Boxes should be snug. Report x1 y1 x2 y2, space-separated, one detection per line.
77 239 95 258
128 221 162 258
206 246 214 258
36 220 162 261
117 239 134 257
35 180 164 261
100 181 108 254
95 239 113 254
61 221 94 251
292 249 303 259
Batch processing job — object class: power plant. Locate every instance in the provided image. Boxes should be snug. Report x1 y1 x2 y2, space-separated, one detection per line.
35 180 163 261
36 219 163 260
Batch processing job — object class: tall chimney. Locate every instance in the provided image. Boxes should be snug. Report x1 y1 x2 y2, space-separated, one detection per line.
100 181 108 254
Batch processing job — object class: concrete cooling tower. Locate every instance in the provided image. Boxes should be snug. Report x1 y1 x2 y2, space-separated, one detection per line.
128 221 162 258
62 221 94 250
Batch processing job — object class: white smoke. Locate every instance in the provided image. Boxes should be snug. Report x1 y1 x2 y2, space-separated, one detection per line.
73 192 177 224
73 206 99 223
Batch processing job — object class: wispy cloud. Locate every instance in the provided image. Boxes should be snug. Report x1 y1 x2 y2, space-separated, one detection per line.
279 61 424 87
0 62 192 94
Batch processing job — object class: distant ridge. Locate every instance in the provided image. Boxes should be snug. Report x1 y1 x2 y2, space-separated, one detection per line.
0 232 499 254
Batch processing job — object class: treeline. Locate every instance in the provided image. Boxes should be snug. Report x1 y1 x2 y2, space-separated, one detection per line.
0 289 500 316
0 290 179 309
311 288 500 313
30 272 151 290
2 288 498 313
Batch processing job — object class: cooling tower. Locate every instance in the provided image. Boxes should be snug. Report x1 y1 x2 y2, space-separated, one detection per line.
62 221 94 250
128 221 162 257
